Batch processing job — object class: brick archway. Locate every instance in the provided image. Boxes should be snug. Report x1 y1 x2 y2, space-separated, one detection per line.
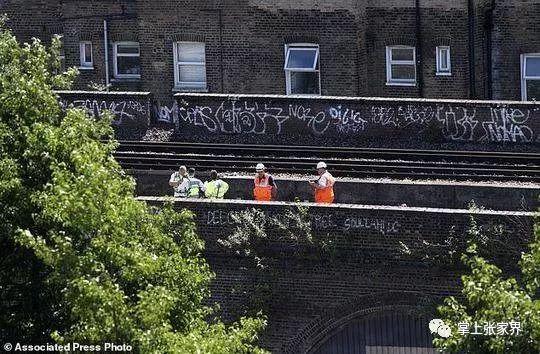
282 291 438 354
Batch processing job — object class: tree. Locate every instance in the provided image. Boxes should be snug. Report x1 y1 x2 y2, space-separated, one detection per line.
0 20 266 353
434 218 540 353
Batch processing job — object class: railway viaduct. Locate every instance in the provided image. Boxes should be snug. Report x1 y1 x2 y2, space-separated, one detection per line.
59 90 539 353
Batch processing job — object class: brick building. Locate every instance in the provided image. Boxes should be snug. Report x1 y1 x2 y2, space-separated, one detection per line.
2 0 540 108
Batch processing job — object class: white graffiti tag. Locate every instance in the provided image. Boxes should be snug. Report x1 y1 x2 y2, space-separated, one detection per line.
481 107 534 143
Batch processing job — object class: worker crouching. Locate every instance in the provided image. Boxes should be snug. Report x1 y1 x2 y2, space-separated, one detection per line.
309 161 335 204
253 163 277 201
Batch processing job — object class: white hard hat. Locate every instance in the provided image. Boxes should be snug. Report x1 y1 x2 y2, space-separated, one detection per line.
256 163 265 171
317 161 327 169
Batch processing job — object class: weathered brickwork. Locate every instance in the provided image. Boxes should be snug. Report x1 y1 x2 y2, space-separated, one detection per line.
2 0 538 106
140 197 535 352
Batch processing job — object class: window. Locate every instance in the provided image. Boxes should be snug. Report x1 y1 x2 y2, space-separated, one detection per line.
284 44 320 95
79 41 93 69
113 42 140 78
386 46 416 85
173 42 206 90
521 54 540 101
436 46 451 75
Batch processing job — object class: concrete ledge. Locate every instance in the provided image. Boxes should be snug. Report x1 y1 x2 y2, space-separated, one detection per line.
132 170 540 211
137 196 537 216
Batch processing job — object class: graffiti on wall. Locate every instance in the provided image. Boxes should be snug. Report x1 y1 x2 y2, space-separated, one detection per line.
173 97 539 143
205 209 401 235
61 94 540 144
61 98 149 126
481 107 535 143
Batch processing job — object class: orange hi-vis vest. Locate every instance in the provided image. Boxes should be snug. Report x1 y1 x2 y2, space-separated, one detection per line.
254 173 273 201
315 173 335 204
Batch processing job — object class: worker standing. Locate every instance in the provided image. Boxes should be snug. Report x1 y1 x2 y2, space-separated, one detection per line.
204 170 229 199
187 168 205 198
169 165 190 197
309 161 335 204
253 163 277 201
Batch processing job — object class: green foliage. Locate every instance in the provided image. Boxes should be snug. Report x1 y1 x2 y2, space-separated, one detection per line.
0 21 266 352
218 205 318 270
434 217 540 353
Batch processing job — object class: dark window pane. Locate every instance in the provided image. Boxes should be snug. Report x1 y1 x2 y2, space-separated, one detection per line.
391 64 415 81
117 56 140 76
526 80 540 101
439 49 449 70
117 44 139 54
525 57 540 77
84 44 92 63
290 71 319 94
286 48 318 69
391 48 414 61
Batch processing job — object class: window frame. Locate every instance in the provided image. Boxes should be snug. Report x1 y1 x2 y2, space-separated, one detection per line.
173 41 207 91
521 53 540 101
79 41 93 69
385 45 417 86
113 41 141 79
436 46 451 76
284 43 321 96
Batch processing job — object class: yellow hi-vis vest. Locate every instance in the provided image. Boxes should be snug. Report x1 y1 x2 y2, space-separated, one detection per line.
204 179 229 199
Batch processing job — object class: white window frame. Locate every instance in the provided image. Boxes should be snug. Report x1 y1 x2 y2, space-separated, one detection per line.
79 41 93 69
284 43 321 96
521 53 540 101
173 41 207 90
386 46 416 86
436 46 451 76
113 41 141 79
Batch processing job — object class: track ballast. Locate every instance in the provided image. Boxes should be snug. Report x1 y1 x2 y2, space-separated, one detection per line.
113 141 540 182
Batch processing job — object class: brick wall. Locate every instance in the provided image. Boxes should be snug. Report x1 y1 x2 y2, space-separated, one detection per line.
490 0 540 100
174 93 540 146
57 90 152 140
140 197 535 352
4 0 537 106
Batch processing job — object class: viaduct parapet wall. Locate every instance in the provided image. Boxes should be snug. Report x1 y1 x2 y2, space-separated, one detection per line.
56 91 152 140
140 197 536 352
174 93 540 146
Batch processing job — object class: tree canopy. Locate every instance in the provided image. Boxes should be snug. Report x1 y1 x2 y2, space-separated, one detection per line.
0 20 265 353
434 218 540 353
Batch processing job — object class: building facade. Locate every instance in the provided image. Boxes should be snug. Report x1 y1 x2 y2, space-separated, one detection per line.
2 0 540 109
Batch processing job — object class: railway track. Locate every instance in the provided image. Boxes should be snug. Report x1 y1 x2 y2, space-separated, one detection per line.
113 141 540 182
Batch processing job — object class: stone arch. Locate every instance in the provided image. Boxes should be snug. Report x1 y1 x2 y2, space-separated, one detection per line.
282 291 439 354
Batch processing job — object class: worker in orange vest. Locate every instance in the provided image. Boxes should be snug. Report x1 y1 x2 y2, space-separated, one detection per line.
309 161 335 204
253 163 277 201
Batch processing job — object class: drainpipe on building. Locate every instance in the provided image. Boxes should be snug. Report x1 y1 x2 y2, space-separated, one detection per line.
486 0 495 99
414 0 424 97
467 0 476 99
103 19 110 92
218 9 224 93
